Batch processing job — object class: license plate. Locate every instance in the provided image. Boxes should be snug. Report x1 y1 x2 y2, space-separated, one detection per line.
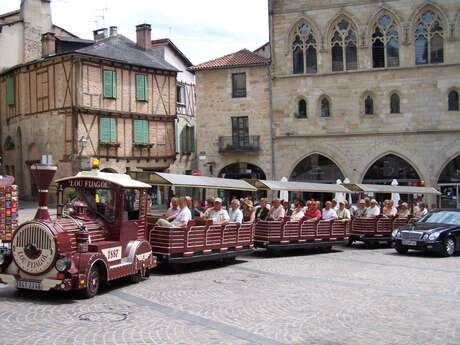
402 240 417 246
16 280 41 291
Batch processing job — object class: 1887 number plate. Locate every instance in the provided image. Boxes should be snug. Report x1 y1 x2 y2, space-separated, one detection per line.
16 280 41 290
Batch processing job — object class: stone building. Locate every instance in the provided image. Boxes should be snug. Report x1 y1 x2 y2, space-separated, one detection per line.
191 49 272 192
152 38 197 176
0 0 78 71
0 24 177 199
194 0 460 206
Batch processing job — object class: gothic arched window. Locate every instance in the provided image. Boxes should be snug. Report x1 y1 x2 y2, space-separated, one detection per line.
415 10 444 65
448 90 459 111
292 22 318 74
297 99 307 118
320 97 330 117
372 14 399 68
330 19 358 72
364 96 374 115
390 93 400 114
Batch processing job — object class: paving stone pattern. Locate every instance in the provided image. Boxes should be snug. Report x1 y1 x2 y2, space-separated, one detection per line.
0 206 457 345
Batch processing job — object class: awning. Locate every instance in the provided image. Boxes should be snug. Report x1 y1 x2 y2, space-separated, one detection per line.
253 180 351 193
344 184 441 195
149 172 257 191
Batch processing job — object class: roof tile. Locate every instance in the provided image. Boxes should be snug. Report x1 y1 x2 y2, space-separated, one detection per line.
190 49 269 71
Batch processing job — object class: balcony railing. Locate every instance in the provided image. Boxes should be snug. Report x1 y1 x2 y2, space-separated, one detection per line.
218 136 261 153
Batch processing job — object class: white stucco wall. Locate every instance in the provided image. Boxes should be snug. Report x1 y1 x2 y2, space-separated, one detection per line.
0 22 24 71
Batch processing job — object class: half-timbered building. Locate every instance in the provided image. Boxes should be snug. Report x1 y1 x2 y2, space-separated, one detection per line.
0 24 177 199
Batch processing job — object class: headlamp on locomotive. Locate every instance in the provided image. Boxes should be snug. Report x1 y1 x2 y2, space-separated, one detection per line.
0 163 155 298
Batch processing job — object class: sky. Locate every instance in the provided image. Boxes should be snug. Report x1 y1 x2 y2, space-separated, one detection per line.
0 0 269 64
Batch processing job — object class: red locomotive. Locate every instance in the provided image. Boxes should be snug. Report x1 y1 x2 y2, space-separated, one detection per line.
0 163 155 298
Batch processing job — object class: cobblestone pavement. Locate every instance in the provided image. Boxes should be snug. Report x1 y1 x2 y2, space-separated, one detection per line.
0 204 457 345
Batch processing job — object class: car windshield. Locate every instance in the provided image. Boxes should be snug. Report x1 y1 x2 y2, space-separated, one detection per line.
419 211 460 226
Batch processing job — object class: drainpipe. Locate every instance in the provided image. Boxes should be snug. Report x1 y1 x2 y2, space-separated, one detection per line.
268 1 276 181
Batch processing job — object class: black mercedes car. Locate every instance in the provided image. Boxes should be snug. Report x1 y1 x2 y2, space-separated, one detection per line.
392 210 460 257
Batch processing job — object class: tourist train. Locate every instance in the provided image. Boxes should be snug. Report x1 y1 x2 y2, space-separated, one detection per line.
0 162 447 298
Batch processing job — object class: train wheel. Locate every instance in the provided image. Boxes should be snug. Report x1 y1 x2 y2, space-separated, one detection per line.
81 266 100 299
129 271 142 284
222 256 236 265
347 238 354 247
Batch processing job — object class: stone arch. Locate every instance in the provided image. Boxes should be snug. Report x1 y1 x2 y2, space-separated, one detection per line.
366 6 403 42
294 95 308 118
100 168 118 173
447 87 460 112
318 94 332 117
389 90 402 114
360 90 377 115
409 1 450 44
285 16 324 54
289 152 345 183
361 152 423 185
326 10 363 48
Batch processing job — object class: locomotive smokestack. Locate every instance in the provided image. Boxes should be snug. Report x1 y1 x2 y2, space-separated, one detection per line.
30 160 57 222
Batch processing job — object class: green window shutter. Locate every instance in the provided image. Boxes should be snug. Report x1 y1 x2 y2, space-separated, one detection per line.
103 70 116 98
100 118 111 143
6 77 15 106
134 120 148 144
109 118 117 143
136 74 148 101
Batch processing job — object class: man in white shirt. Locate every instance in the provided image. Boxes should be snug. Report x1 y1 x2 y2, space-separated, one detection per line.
165 197 180 221
268 198 286 221
365 199 381 218
228 199 243 224
157 197 191 228
205 198 230 225
322 201 338 221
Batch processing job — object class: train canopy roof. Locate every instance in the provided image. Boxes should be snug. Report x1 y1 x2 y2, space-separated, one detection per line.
149 172 257 191
56 171 152 189
344 184 441 195
253 180 350 193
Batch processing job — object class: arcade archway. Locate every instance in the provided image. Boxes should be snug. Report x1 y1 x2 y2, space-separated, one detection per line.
218 163 266 200
363 154 421 185
438 155 460 208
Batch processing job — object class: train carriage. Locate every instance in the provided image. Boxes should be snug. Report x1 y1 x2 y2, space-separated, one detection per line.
146 172 256 266
345 184 441 246
252 179 351 252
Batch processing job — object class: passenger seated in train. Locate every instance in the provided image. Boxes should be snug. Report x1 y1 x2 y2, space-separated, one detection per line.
336 201 351 221
322 201 338 221
156 197 192 228
229 199 243 224
290 200 306 222
267 198 285 221
352 199 367 218
331 199 339 211
365 199 381 218
382 200 397 218
205 198 230 225
193 199 205 219
165 197 180 222
397 202 410 218
414 202 428 218
305 201 321 222
255 198 270 221
242 200 256 223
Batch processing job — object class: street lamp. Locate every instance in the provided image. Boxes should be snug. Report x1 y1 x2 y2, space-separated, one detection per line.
79 136 88 154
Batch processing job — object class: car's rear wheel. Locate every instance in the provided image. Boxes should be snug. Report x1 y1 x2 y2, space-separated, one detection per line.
395 246 408 255
440 236 456 257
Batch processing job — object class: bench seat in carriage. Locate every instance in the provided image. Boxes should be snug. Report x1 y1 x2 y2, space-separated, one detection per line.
254 217 349 250
148 218 255 264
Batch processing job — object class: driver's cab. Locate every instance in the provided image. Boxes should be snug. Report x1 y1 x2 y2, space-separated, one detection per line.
56 170 152 245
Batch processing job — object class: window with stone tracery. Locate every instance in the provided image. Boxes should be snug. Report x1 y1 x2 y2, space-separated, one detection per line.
330 19 358 72
372 14 399 68
292 22 318 74
414 10 444 65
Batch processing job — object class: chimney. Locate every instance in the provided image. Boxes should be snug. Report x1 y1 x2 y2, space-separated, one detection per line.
93 28 108 41
41 32 56 57
136 24 152 50
30 162 57 222
109 26 118 37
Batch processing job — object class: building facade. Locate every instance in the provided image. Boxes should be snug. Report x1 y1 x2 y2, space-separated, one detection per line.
0 0 77 71
193 0 460 206
192 49 272 187
269 0 460 206
0 25 177 199
152 38 197 176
